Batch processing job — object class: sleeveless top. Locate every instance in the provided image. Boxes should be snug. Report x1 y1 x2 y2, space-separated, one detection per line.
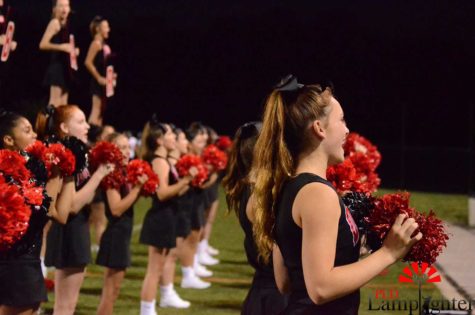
238 185 274 278
275 173 360 314
149 154 178 209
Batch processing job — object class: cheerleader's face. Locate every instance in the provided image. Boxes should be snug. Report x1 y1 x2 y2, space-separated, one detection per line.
317 97 349 166
189 133 206 155
161 125 176 152
61 108 90 144
176 132 189 154
98 20 111 39
53 0 70 21
114 134 130 164
4 117 37 151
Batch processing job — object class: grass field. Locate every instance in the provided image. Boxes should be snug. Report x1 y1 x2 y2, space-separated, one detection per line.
41 187 468 314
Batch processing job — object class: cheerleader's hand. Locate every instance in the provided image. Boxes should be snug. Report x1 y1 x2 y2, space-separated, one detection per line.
188 166 198 177
0 34 5 45
60 43 73 54
97 76 107 86
381 214 422 263
75 47 80 56
137 174 148 186
11 40 17 51
97 163 115 178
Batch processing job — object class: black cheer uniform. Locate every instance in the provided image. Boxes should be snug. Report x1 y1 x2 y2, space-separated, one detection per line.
90 43 111 98
175 188 193 238
96 184 134 269
239 186 288 315
275 173 361 315
43 24 72 91
0 155 51 307
140 155 178 249
190 187 206 230
45 169 92 268
0 203 50 306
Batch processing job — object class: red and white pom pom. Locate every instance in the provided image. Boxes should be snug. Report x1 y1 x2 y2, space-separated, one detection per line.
202 144 228 171
215 136 232 151
176 154 209 187
43 143 76 177
25 141 47 161
126 160 159 196
0 176 31 251
89 141 126 190
0 149 32 182
21 181 44 207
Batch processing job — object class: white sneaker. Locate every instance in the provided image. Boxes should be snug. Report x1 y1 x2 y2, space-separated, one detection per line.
198 251 219 266
159 290 191 308
194 262 213 277
181 274 211 289
206 245 219 256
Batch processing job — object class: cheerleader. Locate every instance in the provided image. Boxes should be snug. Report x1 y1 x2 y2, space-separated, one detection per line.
84 16 115 126
182 122 216 286
157 125 192 309
0 110 68 315
96 132 146 315
223 121 288 315
35 104 113 315
138 118 193 315
252 75 421 314
199 125 221 261
39 0 78 108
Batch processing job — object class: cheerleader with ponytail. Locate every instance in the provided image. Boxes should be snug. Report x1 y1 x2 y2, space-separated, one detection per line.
35 104 114 315
223 121 288 315
84 16 116 126
139 117 193 315
252 75 421 314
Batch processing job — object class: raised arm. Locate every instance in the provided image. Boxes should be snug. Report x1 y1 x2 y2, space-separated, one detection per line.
299 183 421 305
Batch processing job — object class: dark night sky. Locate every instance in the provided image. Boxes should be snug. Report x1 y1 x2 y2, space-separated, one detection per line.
1 0 475 193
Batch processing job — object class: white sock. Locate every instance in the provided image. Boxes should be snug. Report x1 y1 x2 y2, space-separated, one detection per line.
194 254 200 267
160 283 173 296
140 300 155 315
198 240 207 253
182 266 194 279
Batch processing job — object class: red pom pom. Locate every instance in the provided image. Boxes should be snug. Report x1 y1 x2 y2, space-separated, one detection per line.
0 149 32 182
126 160 159 196
215 136 232 151
25 140 47 161
405 210 449 265
364 192 449 264
176 154 209 187
326 133 381 194
21 181 44 207
202 144 228 171
0 176 31 251
43 143 76 177
89 141 126 190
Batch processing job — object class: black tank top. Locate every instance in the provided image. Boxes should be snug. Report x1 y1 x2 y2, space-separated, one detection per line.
238 186 275 279
92 43 111 78
103 184 134 222
150 155 178 209
49 25 69 66
275 173 360 314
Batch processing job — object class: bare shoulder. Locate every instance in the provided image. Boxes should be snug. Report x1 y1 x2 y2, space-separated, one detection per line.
293 181 340 227
48 18 61 32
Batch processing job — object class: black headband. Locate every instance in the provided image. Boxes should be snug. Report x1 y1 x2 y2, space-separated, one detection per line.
274 74 304 92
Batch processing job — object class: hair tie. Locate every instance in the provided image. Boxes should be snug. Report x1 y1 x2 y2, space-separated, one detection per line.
274 74 304 92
